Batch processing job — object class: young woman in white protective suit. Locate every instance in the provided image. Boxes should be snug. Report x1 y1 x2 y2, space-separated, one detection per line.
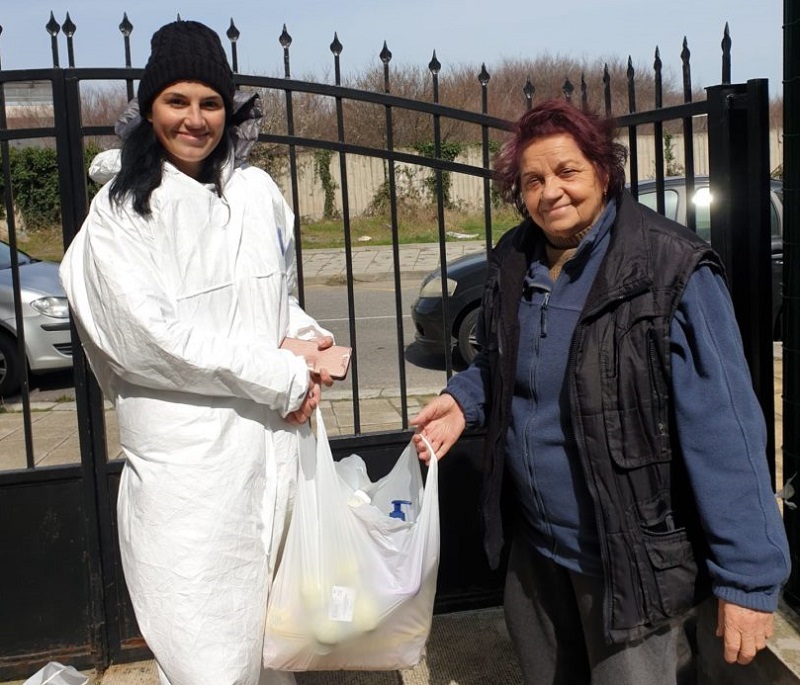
60 19 333 685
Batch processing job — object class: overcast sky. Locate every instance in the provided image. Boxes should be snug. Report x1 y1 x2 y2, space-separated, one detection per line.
0 1 785 98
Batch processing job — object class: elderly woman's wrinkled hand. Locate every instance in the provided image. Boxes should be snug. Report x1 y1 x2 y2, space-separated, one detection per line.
717 599 774 665
409 393 466 463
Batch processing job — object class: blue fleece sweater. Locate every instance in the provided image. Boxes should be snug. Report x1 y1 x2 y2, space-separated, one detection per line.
446 200 790 612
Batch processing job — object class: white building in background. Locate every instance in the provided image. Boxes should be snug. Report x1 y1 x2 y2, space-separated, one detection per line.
2 79 54 118
2 80 54 150
3 81 53 111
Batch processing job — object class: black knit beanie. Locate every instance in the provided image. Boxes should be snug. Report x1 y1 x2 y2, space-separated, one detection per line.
137 20 234 115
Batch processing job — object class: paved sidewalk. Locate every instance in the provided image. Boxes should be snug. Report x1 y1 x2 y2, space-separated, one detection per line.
299 240 486 286
3 607 522 685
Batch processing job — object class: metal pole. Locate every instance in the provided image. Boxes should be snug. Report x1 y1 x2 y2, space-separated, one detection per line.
781 0 800 609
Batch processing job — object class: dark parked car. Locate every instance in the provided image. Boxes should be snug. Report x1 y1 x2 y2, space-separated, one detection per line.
0 241 72 396
411 177 784 365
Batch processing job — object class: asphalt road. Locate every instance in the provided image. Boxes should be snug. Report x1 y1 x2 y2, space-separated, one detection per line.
301 280 454 395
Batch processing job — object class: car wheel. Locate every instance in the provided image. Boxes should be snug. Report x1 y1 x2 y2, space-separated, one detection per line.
457 307 480 366
0 334 22 398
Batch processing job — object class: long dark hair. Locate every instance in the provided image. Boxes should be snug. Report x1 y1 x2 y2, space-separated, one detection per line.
109 118 233 217
494 99 628 218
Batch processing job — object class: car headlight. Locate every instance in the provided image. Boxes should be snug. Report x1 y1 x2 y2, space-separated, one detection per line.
29 296 70 319
419 277 457 298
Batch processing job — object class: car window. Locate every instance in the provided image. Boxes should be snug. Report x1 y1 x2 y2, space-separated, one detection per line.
0 242 11 269
0 242 33 269
637 189 680 222
690 187 712 242
770 199 780 240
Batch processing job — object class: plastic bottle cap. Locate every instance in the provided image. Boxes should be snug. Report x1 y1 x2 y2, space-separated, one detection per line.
389 499 412 521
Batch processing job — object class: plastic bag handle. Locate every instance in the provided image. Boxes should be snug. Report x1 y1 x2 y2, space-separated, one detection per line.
313 407 439 463
40 666 67 685
415 432 439 463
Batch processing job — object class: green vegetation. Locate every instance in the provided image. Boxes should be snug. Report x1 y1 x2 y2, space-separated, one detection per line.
298 205 517 249
663 132 683 177
14 227 66 263
413 141 464 208
313 149 339 220
0 143 102 229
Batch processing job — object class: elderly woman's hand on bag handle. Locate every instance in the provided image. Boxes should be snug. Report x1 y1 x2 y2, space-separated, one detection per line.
409 393 466 463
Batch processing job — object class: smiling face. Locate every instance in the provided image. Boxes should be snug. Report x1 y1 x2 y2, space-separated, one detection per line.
147 80 226 179
519 133 608 241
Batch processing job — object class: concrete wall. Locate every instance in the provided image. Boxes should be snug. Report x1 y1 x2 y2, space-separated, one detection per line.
276 130 784 221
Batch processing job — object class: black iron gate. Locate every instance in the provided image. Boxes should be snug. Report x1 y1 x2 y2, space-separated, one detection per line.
0 15 776 679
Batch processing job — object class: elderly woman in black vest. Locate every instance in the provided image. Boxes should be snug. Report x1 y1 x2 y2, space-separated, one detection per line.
411 99 789 684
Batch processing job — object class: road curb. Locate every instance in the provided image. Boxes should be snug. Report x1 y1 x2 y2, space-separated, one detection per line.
322 386 444 401
301 269 434 288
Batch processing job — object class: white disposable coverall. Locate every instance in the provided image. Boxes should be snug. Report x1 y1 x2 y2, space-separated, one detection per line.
60 157 329 685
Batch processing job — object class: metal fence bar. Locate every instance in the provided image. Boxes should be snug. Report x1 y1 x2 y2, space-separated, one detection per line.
479 64 494 256
382 42 410 427
781 0 800 610
652 48 665 213
46 13 60 68
119 14 135 101
331 34 362 433
64 14 76 68
429 52 455 379
626 58 640 198
279 26 306 309
0 51 35 468
681 38 697 233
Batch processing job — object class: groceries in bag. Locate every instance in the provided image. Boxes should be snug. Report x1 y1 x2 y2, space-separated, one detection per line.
263 408 440 670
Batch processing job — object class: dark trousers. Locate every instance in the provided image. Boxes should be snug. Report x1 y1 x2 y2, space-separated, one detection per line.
503 537 699 685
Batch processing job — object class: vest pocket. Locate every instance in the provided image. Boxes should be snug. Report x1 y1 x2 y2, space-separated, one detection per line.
604 320 671 468
641 527 699 618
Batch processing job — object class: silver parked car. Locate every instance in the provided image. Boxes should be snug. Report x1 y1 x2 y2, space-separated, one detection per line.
0 241 72 396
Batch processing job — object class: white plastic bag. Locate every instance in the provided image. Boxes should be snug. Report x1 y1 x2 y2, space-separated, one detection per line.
22 662 89 685
263 408 440 670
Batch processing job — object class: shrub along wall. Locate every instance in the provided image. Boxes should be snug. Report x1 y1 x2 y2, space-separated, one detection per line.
0 143 102 231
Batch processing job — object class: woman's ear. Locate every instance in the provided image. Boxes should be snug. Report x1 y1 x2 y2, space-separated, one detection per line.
598 168 609 197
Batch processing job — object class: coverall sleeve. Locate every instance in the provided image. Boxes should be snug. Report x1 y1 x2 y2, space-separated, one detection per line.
670 266 790 612
60 192 311 417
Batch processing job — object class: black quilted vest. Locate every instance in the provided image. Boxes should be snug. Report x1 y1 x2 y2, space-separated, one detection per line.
480 191 723 642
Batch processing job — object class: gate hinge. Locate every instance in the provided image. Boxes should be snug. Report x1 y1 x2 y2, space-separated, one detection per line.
726 93 749 110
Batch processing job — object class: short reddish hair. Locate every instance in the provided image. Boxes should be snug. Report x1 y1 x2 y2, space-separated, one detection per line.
494 99 628 218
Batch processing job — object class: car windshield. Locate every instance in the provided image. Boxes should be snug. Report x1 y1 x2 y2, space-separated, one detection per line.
0 241 35 269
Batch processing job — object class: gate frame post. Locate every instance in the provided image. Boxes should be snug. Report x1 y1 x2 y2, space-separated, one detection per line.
782 0 800 611
52 68 115 674
706 79 775 482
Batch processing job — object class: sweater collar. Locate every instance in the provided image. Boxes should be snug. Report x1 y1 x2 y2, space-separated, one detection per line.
540 200 617 280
